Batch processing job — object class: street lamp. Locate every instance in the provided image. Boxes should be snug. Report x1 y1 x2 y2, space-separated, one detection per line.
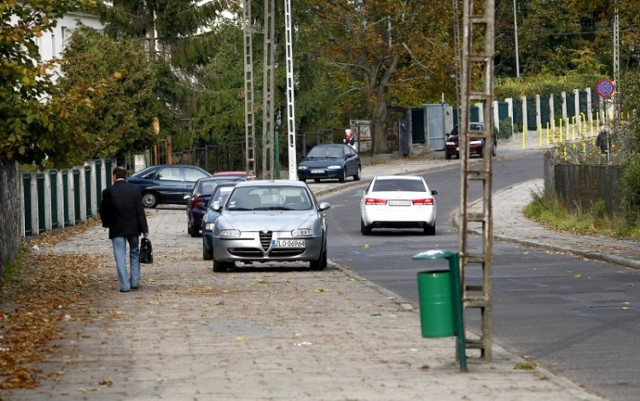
513 0 520 77
275 110 282 179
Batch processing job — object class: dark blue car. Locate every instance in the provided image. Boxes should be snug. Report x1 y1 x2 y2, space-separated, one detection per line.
185 176 246 237
128 164 211 208
201 182 238 260
297 144 361 183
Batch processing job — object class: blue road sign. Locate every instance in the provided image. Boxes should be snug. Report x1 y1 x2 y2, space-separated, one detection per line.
596 79 615 99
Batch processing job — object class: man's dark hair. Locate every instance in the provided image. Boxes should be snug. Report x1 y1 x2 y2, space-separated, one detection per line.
113 166 128 180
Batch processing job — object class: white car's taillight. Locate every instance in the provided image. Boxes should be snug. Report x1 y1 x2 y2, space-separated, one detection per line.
364 198 387 205
412 198 434 205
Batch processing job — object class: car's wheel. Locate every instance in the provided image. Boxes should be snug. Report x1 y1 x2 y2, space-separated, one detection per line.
213 258 233 272
492 142 497 157
299 178 306 183
338 170 346 183
314 178 321 183
187 223 192 235
353 166 361 181
445 151 451 160
203 239 212 260
310 246 327 270
424 222 436 236
360 219 372 235
142 192 159 208
190 223 199 238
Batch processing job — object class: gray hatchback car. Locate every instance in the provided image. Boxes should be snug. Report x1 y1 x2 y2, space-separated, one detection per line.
209 180 331 272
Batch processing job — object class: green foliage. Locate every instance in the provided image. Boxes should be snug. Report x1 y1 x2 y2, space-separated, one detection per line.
495 74 606 99
0 0 99 168
497 118 513 139
525 186 640 241
58 26 159 161
621 154 640 217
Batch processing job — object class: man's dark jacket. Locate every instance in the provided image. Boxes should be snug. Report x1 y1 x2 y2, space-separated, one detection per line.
100 180 149 239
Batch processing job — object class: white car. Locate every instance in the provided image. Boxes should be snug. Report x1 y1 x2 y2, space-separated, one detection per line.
360 175 438 235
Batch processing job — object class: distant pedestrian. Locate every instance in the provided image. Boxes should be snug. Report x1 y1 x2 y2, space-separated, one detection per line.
596 129 608 154
344 128 356 150
99 166 149 292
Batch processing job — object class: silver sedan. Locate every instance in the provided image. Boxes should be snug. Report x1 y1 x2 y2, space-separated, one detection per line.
209 180 331 272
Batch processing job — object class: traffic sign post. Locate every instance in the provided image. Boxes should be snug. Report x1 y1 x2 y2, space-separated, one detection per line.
596 79 615 99
596 79 615 164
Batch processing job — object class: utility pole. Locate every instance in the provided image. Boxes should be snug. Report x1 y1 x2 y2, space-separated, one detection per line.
262 0 276 179
513 0 520 77
242 0 256 176
613 0 620 120
284 0 297 180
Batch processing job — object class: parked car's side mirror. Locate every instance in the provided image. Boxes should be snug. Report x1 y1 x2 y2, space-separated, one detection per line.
212 203 222 212
431 189 439 196
318 202 331 211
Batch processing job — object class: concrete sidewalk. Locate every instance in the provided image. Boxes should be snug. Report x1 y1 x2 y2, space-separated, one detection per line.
6 141 626 401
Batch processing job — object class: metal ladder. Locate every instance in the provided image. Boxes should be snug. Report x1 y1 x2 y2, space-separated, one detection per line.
242 0 256 176
458 0 495 361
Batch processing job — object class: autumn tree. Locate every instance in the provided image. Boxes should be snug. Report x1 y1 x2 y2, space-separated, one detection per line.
306 0 455 153
58 26 160 163
0 0 98 272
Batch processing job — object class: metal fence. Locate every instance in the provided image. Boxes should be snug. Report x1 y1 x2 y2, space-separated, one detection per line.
544 151 622 217
20 159 113 237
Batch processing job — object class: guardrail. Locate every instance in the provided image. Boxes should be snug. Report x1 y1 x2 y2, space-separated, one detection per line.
20 159 113 237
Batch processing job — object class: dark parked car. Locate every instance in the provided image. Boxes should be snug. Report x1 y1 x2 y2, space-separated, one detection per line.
128 164 211 208
444 123 497 159
297 144 361 183
185 176 247 237
212 170 256 180
201 182 238 260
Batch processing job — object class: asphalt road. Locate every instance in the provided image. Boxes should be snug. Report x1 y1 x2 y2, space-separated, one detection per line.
323 151 640 401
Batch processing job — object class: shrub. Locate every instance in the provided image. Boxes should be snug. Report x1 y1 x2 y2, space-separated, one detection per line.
497 118 513 140
621 154 640 219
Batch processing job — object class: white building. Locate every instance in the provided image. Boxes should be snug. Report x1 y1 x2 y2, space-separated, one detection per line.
35 12 103 61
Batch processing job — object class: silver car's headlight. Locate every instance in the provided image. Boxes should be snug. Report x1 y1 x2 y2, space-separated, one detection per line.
298 165 308 171
219 229 241 238
327 165 341 170
205 222 215 231
291 228 313 237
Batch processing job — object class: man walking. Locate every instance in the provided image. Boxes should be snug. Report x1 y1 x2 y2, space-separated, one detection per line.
100 166 149 292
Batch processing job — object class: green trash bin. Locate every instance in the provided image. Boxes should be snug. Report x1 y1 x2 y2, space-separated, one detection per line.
417 270 454 338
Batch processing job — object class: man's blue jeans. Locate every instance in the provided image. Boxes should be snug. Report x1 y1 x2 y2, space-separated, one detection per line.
111 236 140 291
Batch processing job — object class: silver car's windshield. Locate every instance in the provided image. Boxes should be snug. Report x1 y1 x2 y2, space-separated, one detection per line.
226 186 313 211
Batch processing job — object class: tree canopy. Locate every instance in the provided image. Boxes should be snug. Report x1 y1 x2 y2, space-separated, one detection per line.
58 26 160 162
0 0 99 168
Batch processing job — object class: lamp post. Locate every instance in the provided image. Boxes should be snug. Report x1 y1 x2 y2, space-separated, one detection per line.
275 110 282 179
513 0 520 77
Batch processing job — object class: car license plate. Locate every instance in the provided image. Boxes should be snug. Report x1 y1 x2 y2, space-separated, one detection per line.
311 169 324 174
388 200 411 206
272 239 305 248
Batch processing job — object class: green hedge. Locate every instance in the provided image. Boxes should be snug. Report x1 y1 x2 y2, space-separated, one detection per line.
495 74 607 99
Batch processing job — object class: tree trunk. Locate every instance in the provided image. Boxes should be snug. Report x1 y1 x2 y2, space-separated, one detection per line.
372 94 389 154
0 160 20 276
